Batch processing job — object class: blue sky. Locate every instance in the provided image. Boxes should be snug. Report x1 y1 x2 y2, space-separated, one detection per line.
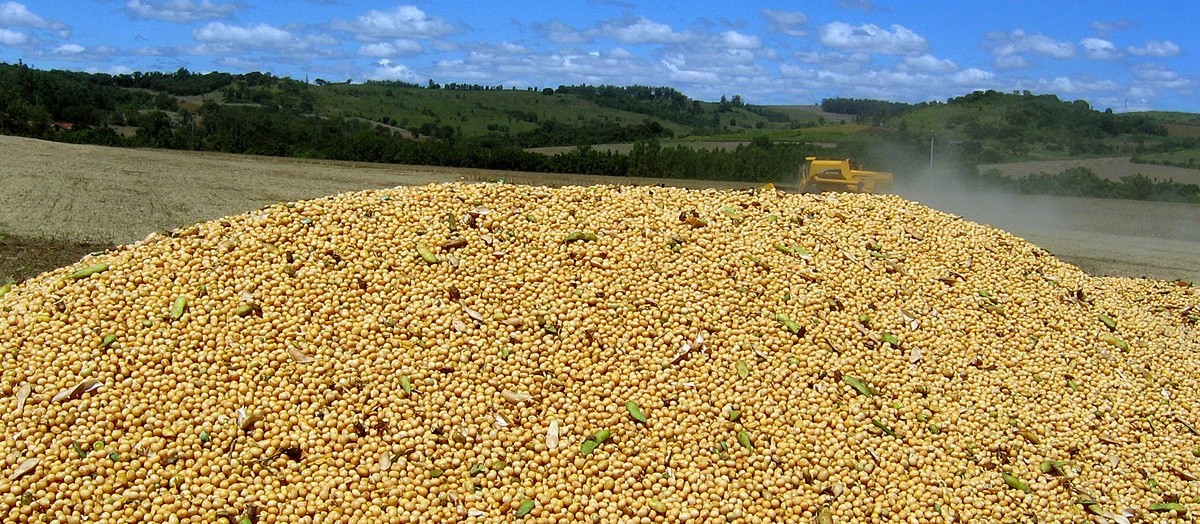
0 1 1194 112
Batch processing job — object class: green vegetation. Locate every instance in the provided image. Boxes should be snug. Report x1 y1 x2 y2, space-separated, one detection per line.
821 98 914 122
316 81 678 138
1135 111 1200 127
686 123 871 143
2 62 1199 203
889 90 1166 162
1135 149 1200 168
979 167 1200 204
0 62 829 184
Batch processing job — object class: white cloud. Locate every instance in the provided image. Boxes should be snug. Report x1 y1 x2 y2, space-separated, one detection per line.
1091 19 1135 36
818 22 928 55
951 68 995 86
1080 37 1119 60
994 54 1029 69
87 65 135 76
193 22 302 49
838 0 881 10
794 49 871 65
778 63 814 79
0 1 44 27
1132 64 1192 90
1127 86 1155 99
218 56 261 70
719 30 760 49
900 54 957 73
985 29 1075 66
125 0 243 23
332 6 455 40
497 42 528 54
1127 40 1181 57
424 47 658 89
305 33 339 47
0 1 68 36
53 43 85 54
761 9 808 37
661 55 720 84
598 17 691 45
370 59 422 82
0 27 25 45
537 20 587 44
658 48 763 80
358 39 422 57
1044 76 1120 93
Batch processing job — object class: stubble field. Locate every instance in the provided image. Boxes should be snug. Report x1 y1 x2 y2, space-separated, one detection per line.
1 135 1197 283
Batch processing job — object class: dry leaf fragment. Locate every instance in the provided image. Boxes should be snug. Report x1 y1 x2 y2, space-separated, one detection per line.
236 407 263 432
286 346 315 363
501 389 532 403
546 420 560 450
909 348 923 364
493 412 511 428
15 383 30 415
1170 465 1197 481
451 318 467 332
13 457 39 480
463 306 484 322
52 379 102 403
668 343 694 366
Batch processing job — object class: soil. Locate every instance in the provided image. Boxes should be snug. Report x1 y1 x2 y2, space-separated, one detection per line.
2 135 1197 284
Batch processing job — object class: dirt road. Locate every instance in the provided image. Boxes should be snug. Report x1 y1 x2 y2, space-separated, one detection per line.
2 136 1197 283
896 188 1200 282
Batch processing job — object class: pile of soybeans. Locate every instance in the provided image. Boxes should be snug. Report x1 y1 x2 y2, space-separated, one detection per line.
2 182 1198 524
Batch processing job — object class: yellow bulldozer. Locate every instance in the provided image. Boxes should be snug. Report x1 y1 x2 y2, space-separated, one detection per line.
800 157 893 193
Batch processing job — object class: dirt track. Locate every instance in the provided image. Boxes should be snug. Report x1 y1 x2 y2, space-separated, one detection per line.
2 136 1198 283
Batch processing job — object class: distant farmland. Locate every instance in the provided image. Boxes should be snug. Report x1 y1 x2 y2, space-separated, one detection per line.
524 141 753 155
979 156 1200 185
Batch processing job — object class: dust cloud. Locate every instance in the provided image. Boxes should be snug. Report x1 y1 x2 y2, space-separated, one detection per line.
875 146 1200 281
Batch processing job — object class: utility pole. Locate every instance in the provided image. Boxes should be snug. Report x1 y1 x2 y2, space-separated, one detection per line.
929 135 934 175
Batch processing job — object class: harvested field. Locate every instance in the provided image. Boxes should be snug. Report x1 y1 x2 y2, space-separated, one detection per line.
0 137 759 247
0 136 1198 283
979 157 1200 185
1 182 1197 523
894 188 1200 283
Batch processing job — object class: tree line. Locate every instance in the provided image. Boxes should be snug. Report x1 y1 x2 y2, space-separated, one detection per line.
977 166 1199 203
3 61 1197 202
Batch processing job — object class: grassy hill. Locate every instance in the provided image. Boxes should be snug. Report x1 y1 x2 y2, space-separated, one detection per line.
308 82 805 142
885 91 1166 162
314 84 681 137
2 62 1198 202
1136 111 1200 127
